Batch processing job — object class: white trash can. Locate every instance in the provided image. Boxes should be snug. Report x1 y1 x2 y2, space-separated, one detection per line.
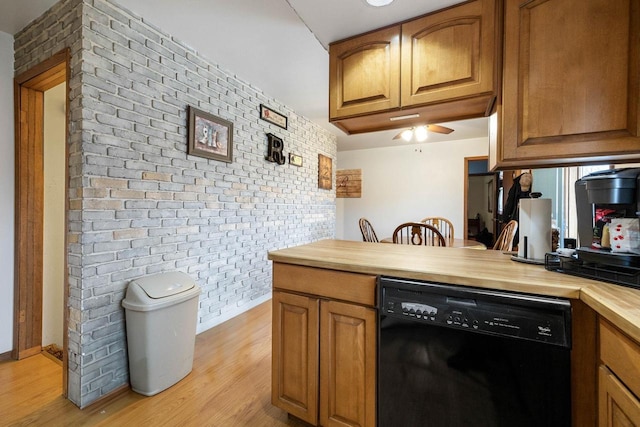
122 271 200 396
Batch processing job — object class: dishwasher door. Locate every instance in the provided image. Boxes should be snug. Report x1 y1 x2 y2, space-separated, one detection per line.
377 276 572 427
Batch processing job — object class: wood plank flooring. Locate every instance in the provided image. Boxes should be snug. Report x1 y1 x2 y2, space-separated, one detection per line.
1 301 309 426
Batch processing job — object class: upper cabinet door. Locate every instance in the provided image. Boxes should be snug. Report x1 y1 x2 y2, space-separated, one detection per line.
494 0 640 169
401 0 498 107
329 26 401 119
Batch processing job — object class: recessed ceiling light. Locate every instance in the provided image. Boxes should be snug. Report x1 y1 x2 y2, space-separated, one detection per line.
365 0 394 7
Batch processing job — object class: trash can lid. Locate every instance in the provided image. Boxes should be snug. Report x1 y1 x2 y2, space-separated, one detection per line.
137 276 195 299
136 272 195 299
122 271 200 312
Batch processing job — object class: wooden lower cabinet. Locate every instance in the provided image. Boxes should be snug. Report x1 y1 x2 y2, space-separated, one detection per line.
599 366 640 426
272 291 319 424
599 319 640 426
320 300 376 427
272 289 376 427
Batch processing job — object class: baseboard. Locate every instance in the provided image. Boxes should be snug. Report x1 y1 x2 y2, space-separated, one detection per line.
196 294 271 334
0 350 12 361
18 346 41 360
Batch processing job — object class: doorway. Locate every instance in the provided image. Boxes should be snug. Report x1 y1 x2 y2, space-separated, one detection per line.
464 156 499 247
42 82 66 362
13 49 69 396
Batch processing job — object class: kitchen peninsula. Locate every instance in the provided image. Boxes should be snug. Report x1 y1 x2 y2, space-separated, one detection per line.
269 239 640 427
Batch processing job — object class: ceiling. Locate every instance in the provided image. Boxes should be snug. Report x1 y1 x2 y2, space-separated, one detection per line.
0 0 489 151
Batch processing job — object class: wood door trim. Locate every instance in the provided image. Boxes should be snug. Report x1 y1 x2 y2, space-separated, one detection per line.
13 49 70 399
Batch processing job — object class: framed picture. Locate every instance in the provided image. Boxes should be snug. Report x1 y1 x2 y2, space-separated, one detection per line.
289 153 303 167
318 154 332 190
188 106 233 163
260 104 288 130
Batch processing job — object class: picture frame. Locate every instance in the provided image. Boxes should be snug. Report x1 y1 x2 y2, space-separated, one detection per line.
260 104 288 130
318 154 332 190
188 106 233 163
289 153 303 167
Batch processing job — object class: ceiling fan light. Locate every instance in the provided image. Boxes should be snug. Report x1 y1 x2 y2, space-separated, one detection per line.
401 129 413 142
365 0 394 7
415 126 428 142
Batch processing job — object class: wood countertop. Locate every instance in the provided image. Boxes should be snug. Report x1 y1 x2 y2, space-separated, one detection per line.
268 239 640 343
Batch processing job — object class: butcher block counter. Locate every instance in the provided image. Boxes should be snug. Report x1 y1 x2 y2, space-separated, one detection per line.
268 239 640 427
268 239 640 342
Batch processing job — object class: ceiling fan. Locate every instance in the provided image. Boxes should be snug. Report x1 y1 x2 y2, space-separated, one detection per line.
392 124 454 142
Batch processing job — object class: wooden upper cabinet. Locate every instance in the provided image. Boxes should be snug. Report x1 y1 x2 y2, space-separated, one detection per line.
401 0 497 108
492 0 640 170
329 26 401 119
329 0 499 135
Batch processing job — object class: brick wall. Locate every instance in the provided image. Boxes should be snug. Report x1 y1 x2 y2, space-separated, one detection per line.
15 0 336 407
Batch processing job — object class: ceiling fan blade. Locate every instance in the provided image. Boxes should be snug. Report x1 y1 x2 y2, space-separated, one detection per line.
392 131 404 140
427 124 454 134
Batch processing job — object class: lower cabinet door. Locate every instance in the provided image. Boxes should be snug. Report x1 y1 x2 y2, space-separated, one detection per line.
272 291 319 425
599 365 640 427
320 300 376 427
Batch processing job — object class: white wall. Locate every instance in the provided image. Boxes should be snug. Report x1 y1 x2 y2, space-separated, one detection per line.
43 83 66 349
337 137 489 242
0 31 14 354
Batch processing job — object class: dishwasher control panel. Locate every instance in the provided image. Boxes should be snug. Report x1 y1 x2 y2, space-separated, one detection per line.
380 276 571 348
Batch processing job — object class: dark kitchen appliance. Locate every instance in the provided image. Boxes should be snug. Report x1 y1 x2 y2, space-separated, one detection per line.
378 276 571 427
546 168 640 289
575 168 640 248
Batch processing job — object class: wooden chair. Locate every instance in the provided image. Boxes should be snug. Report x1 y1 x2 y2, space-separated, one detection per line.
359 218 379 243
493 220 518 251
392 222 446 246
420 217 454 242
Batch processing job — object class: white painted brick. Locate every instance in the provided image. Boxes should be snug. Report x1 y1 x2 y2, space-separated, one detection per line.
15 0 336 409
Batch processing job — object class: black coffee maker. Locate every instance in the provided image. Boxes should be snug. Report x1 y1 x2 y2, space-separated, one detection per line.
574 168 640 266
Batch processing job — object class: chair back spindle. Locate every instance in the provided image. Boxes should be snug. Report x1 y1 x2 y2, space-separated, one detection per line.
420 217 454 242
359 218 379 243
493 220 518 251
392 222 446 246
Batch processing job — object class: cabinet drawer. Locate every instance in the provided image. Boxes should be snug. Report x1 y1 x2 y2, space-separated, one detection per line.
273 263 377 307
600 319 640 398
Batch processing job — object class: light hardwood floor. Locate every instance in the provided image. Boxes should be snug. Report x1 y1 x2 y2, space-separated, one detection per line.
1 301 309 426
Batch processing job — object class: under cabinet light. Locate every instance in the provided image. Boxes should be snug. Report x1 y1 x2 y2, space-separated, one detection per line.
389 114 420 121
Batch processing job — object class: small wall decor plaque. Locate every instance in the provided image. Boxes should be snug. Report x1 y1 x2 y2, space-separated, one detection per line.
265 133 286 165
336 169 362 198
260 104 288 130
188 106 233 163
289 153 303 167
318 154 332 190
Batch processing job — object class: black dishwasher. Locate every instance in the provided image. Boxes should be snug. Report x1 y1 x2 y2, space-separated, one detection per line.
378 276 571 427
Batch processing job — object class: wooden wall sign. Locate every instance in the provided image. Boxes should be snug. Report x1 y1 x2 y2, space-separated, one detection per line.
336 169 362 198
318 154 332 190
